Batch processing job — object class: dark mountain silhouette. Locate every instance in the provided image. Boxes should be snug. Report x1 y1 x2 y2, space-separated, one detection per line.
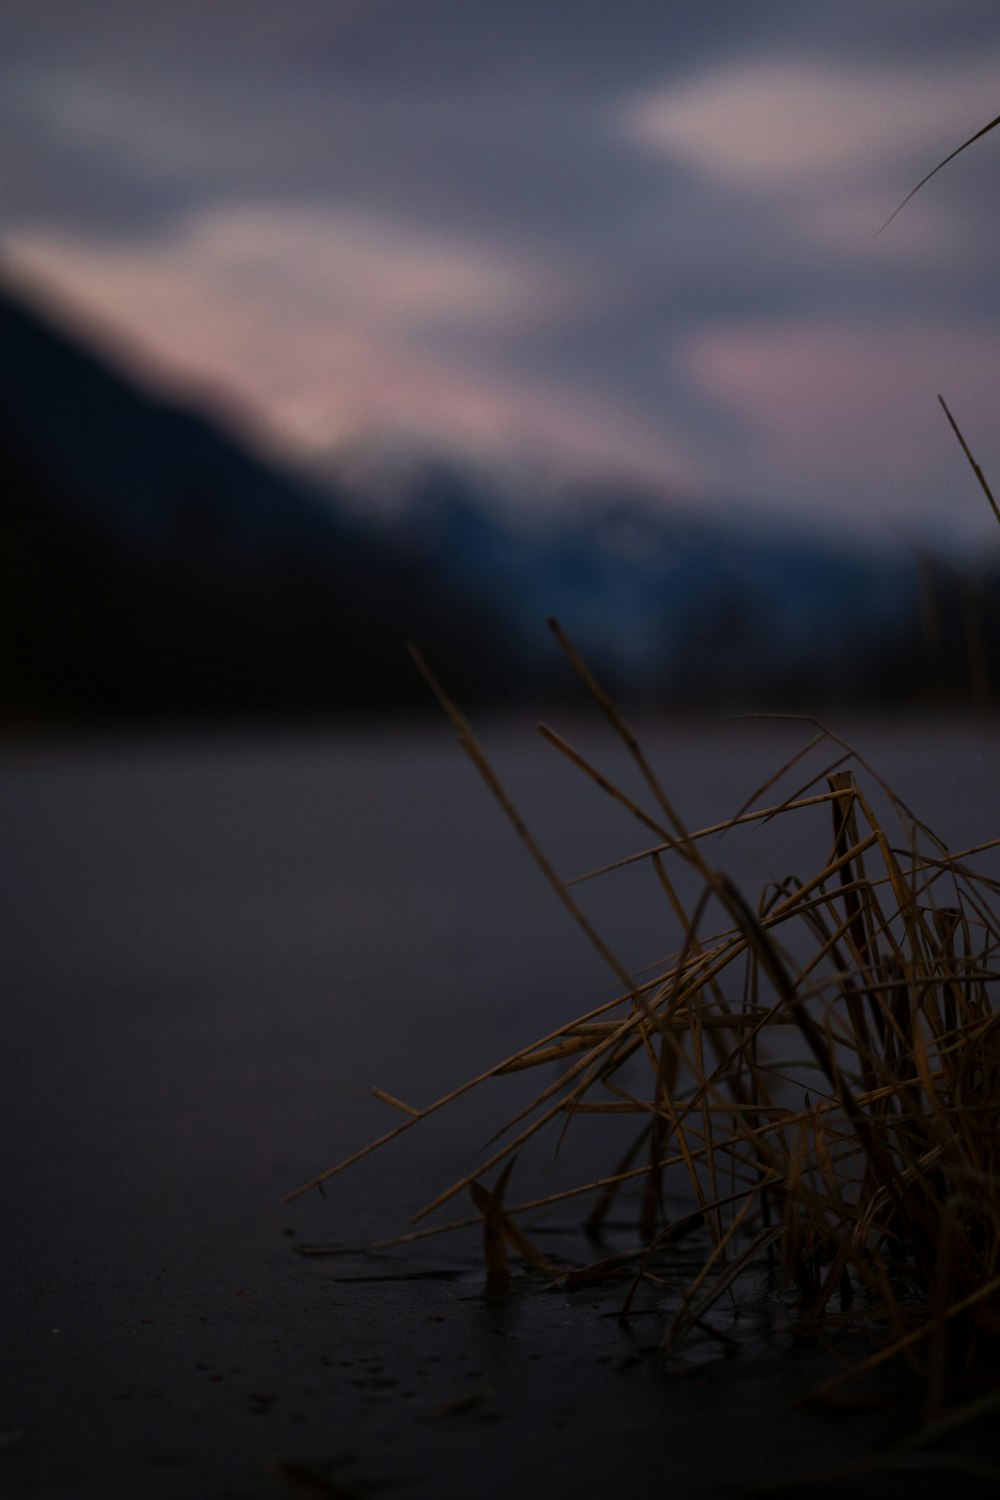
0 283 519 726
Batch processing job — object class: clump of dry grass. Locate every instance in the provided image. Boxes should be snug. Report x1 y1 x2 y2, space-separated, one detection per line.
288 639 1000 1397
288 403 1000 1413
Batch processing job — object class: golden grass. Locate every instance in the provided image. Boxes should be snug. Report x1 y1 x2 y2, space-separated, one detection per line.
289 400 1000 1412
290 658 1000 1393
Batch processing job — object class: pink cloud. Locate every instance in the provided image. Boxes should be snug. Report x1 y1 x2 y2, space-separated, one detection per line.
621 58 1000 189
3 206 698 487
683 321 1000 532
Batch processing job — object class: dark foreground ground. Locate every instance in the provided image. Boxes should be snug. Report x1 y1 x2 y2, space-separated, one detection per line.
3 719 1000 1498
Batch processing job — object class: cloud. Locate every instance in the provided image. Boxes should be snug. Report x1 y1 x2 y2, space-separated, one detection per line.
620 57 1000 189
2 205 696 483
680 319 1000 534
5 6 1000 546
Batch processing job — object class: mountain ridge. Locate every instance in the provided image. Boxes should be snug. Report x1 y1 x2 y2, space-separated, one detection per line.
0 278 990 723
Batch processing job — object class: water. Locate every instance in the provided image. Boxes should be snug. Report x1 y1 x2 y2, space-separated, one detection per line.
2 717 999 1497
3 716 999 1215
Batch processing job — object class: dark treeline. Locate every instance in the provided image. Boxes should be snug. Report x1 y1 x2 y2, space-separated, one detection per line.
0 435 522 726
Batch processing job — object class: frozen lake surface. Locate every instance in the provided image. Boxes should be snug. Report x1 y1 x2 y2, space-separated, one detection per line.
3 715 999 1497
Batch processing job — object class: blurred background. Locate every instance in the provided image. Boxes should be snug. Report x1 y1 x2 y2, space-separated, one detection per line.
3 0 1000 726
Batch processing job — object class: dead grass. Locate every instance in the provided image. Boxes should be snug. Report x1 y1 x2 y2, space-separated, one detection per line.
288 402 1000 1413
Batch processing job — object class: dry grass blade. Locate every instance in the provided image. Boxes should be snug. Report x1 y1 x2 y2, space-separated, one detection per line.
468 1169 560 1276
265 1460 361 1499
405 643 640 1001
371 1087 420 1117
878 111 1000 234
561 787 854 891
665 1224 786 1350
470 1158 519 1281
939 394 1000 530
546 616 701 864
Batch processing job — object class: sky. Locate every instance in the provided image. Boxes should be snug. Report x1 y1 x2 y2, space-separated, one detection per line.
3 0 1000 547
